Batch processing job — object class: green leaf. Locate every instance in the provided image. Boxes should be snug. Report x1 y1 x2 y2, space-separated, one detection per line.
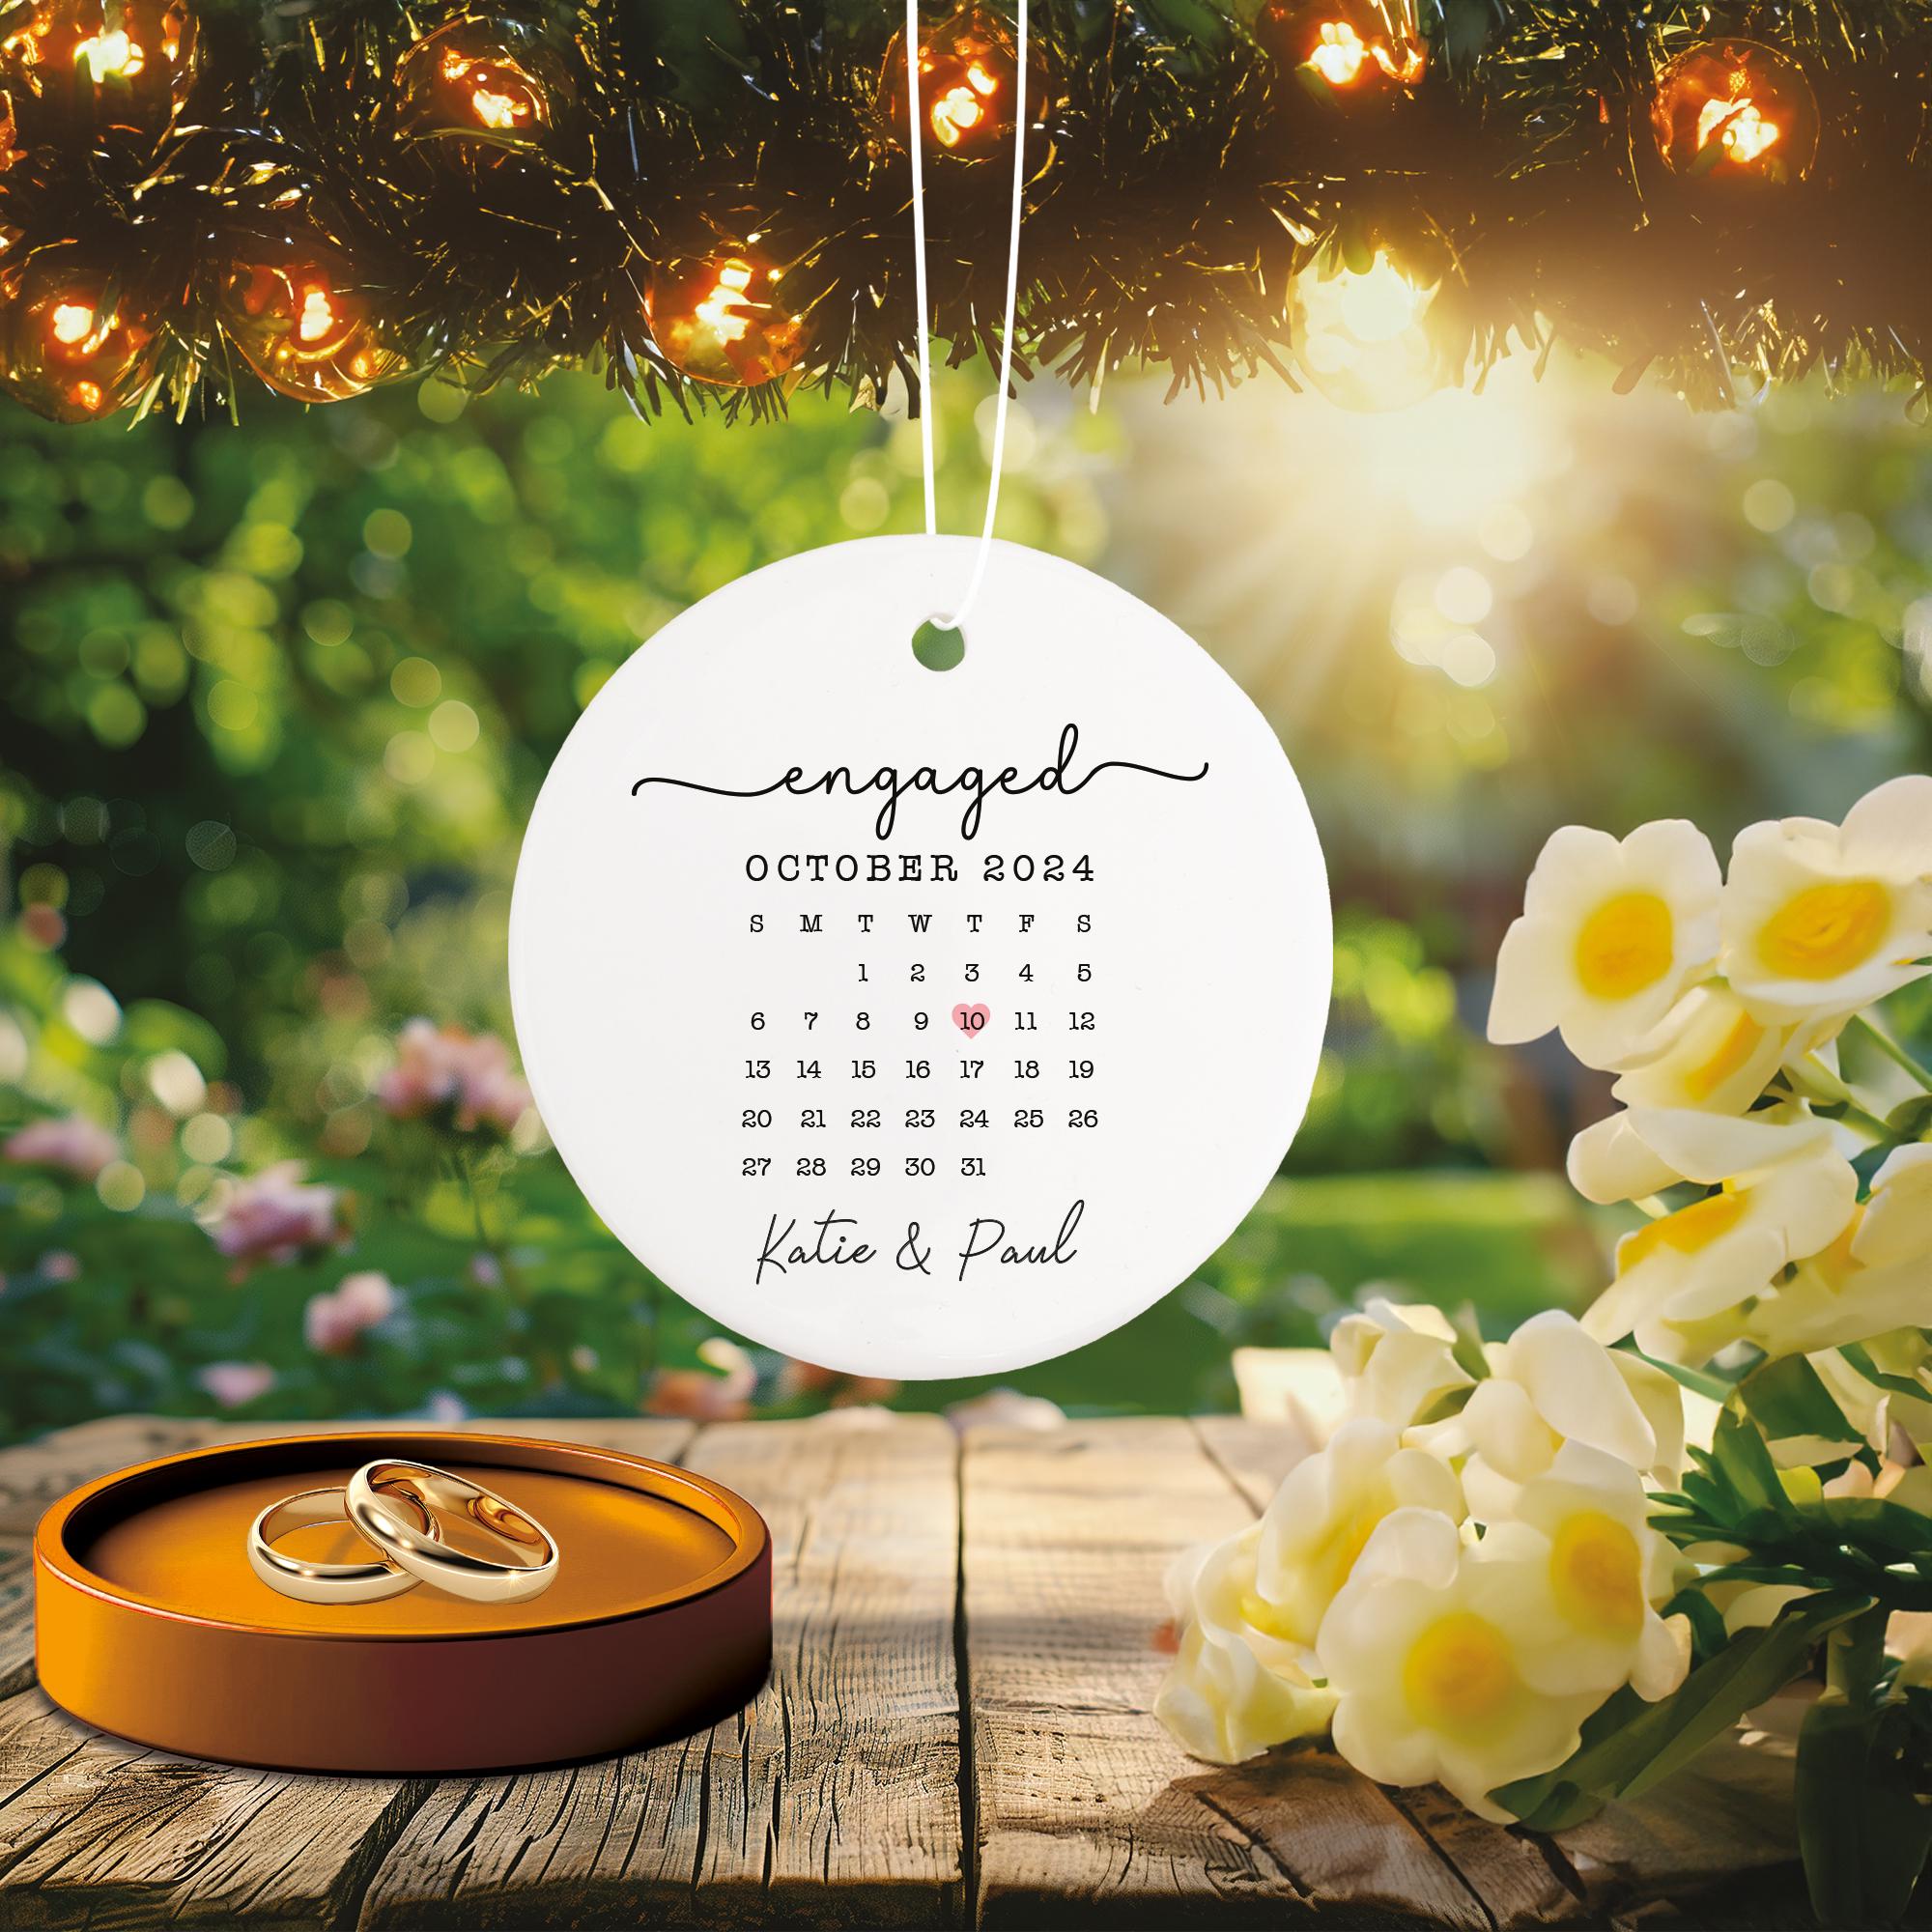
1712 1406 1798 1522
1662 1582 1730 1661
1798 1495 1932 1558
1797 1612 1932 1928
1739 1354 1866 1447
1447 1301 1492 1385
1621 1344 1736 1405
1839 1342 1931 1404
1492 1592 1871 1832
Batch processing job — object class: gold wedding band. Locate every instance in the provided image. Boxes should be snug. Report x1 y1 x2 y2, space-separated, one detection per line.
346 1459 559 1605
247 1485 437 1604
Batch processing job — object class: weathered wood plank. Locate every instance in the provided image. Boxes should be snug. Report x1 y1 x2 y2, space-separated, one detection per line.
0 1544 33 1703
964 1418 1503 1929
0 1417 218 1536
1551 1730 1801 1915
0 1418 696 1930
358 1409 964 1931
0 1688 425 1930
0 1690 152 1879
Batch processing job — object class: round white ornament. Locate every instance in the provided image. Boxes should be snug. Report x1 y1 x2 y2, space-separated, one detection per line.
510 536 1331 1378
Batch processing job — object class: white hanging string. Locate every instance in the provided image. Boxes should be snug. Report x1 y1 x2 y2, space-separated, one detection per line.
904 0 1028 634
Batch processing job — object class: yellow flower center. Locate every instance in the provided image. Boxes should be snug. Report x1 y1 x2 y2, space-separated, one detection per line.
1618 1188 1745 1272
1403 1611 1520 1736
1757 880 1890 981
1574 892 1674 1001
1549 1511 1645 1636
1680 1010 1765 1103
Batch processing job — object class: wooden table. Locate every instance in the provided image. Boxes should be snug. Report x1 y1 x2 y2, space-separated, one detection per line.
0 1412 1806 1929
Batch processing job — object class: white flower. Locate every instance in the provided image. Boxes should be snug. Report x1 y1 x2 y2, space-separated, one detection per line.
1607 984 1797 1116
1740 1144 1932 1359
1332 1298 1473 1428
1889 1610 1932 1689
1581 1117 1858 1365
1244 1418 1465 1648
1720 776 1932 1023
1319 1507 1605 1821
1411 1310 1686 1521
1155 1524 1338 1763
1567 1111 1686 1208
1702 1581 1819 1636
1490 821 1721 1069
1567 1097 1833 1208
1478 1443 1690 1701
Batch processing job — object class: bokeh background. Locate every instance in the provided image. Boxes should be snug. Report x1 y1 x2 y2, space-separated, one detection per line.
4 354 1930 1441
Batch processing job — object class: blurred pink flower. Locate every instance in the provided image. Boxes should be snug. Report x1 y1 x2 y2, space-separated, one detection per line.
39 1250 81 1283
206 1161 347 1268
304 1269 398 1356
199 1361 275 1408
645 1340 756 1421
4 1114 119 1181
378 1019 532 1134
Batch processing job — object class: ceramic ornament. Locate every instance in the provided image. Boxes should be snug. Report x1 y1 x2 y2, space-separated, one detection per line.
510 534 1331 1378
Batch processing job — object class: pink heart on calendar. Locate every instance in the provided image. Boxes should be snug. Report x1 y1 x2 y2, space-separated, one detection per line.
952 1003 992 1036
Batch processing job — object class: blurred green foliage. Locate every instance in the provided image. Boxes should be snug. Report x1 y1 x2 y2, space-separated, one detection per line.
2 359 1929 1441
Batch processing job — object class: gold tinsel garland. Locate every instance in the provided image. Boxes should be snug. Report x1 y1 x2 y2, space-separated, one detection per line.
0 0 1926 422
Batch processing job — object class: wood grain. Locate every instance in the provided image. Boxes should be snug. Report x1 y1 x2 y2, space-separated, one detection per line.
0 1416 217 1537
964 1418 1372 1929
1552 1730 1801 1913
0 1543 34 1703
358 1409 964 1930
0 1687 424 1930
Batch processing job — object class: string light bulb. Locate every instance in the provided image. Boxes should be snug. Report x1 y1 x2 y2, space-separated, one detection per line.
645 241 806 389
0 0 195 106
1650 41 1819 186
1258 1 1424 102
218 239 408 403
392 16 569 157
881 3 1040 159
1289 249 1442 412
0 259 156 421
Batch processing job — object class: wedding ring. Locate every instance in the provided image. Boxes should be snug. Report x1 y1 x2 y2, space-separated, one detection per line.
346 1459 559 1605
247 1485 436 1604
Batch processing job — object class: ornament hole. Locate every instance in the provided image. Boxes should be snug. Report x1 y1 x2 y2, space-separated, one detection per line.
911 618 966 672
